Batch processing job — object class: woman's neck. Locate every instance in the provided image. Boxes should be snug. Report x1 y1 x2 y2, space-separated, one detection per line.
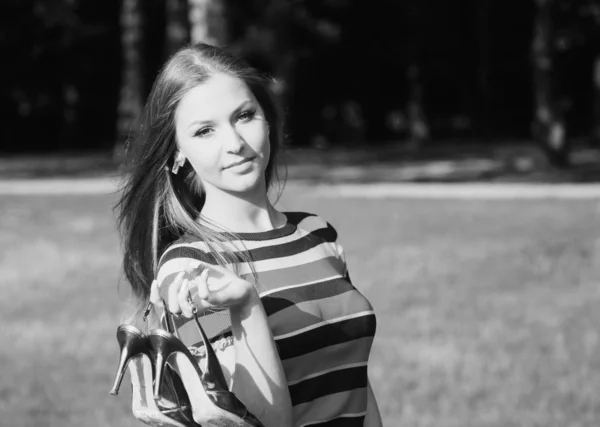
200 184 285 233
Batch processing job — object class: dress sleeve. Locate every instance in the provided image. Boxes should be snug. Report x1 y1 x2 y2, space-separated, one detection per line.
327 222 352 282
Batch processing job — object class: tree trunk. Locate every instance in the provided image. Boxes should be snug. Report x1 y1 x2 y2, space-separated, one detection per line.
267 2 295 129
58 0 79 150
114 0 144 160
591 54 600 147
477 0 491 139
165 0 189 56
188 0 227 45
532 0 569 167
405 2 430 149
406 64 430 148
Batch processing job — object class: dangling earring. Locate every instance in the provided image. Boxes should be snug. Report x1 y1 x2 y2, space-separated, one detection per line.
171 152 185 175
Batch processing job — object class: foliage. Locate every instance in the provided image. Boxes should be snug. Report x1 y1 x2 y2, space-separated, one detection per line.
555 0 600 51
0 0 119 151
0 0 599 152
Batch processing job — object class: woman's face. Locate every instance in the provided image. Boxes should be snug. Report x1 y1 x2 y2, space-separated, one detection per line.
174 73 270 196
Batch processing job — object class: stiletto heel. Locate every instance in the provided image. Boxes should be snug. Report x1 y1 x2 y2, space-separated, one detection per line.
109 323 200 426
110 324 148 395
149 329 264 427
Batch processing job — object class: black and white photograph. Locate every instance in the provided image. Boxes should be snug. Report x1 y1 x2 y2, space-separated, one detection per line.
1 1 600 426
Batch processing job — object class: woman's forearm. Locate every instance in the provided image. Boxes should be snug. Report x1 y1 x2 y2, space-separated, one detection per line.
229 294 293 427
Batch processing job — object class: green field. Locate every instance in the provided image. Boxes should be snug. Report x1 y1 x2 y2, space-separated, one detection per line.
1 190 599 427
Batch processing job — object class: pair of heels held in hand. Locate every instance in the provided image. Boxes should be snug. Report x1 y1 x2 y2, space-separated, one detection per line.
109 312 264 427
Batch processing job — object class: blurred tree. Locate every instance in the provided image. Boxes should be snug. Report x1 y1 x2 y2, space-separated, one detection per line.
165 0 190 55
265 1 295 121
226 0 342 146
406 64 429 149
593 54 600 146
532 0 569 167
477 0 491 139
405 0 430 149
0 0 81 151
554 0 600 147
115 0 144 158
51 0 81 149
188 0 228 45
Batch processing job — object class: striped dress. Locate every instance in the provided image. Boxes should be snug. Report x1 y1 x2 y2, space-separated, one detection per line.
157 212 377 427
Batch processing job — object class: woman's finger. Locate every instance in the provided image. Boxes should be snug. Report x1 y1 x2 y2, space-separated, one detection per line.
195 269 210 301
149 279 160 305
177 278 193 318
168 271 186 313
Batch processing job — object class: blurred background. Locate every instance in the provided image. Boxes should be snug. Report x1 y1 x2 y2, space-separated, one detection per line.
1 0 600 175
1 1 600 427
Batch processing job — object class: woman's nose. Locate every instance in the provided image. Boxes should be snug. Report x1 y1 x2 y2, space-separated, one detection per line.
224 125 245 154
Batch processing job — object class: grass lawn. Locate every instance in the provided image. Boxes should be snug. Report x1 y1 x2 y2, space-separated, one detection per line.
1 191 599 427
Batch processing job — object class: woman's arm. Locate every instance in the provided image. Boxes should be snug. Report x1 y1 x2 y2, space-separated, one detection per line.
154 264 293 427
229 293 293 426
364 379 383 427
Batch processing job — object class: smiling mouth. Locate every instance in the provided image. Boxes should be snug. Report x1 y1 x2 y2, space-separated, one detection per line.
224 157 254 170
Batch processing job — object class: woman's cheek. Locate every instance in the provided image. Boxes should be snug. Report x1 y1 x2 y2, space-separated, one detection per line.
241 122 268 149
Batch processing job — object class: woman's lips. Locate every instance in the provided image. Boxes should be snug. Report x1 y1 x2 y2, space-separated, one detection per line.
223 157 254 170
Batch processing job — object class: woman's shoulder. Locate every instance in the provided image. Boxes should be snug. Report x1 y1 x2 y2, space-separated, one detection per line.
158 236 214 269
285 211 339 241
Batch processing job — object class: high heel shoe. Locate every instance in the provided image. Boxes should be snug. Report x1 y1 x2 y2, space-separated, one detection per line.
109 324 148 396
109 324 200 427
148 318 265 427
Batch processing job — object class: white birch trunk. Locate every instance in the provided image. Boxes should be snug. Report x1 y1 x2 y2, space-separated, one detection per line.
591 55 600 145
115 0 143 158
188 0 227 46
532 0 569 166
165 0 189 55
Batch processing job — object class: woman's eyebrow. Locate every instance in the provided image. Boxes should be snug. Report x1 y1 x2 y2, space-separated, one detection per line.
187 118 212 129
231 99 253 115
186 100 254 129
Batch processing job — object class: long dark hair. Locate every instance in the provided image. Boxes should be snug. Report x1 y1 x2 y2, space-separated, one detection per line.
115 43 285 307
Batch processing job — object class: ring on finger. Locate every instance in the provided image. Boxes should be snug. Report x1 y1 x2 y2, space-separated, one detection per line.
187 292 198 315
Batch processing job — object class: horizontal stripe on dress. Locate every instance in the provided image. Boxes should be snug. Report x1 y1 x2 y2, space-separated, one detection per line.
157 242 342 295
268 291 373 339
240 241 339 275
247 256 346 292
261 276 355 316
302 413 366 427
289 365 368 405
293 388 367 427
282 337 374 384
160 225 338 265
276 313 376 360
166 213 328 252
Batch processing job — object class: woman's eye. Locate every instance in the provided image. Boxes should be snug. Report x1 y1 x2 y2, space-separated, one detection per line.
238 109 256 122
194 127 213 138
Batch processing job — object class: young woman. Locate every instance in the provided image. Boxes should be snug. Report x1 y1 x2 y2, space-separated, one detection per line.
115 42 381 427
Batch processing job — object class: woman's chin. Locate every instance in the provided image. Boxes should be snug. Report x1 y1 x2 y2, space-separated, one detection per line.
222 174 265 195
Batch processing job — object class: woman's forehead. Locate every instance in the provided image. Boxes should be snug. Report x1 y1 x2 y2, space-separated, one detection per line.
175 74 256 124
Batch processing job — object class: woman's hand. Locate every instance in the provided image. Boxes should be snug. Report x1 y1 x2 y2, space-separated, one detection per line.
150 264 259 318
